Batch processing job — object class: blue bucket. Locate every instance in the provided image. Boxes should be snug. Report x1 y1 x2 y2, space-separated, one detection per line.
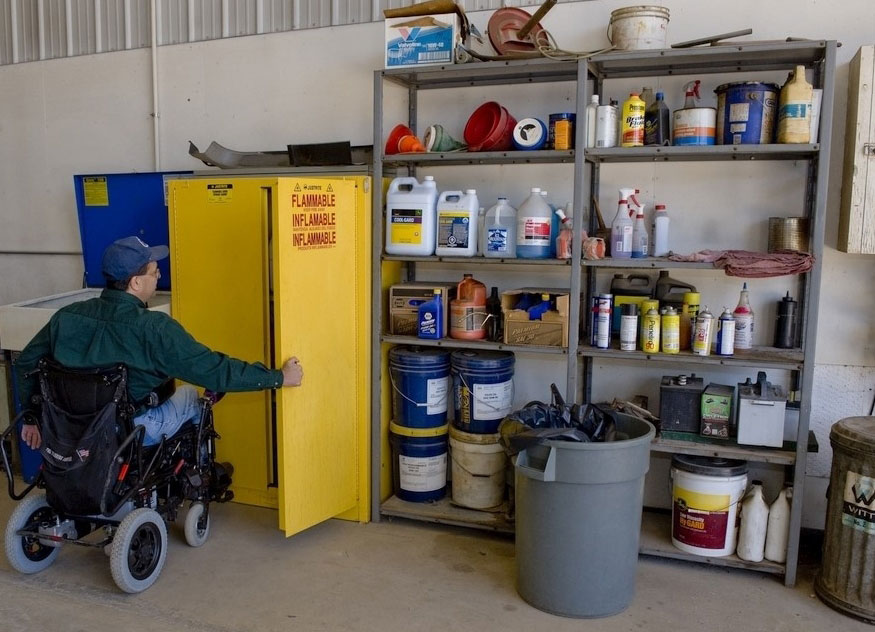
715 82 780 145
389 347 450 429
451 350 515 434
390 422 448 502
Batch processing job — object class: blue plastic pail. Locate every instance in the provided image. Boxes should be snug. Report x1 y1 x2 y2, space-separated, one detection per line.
715 82 779 145
389 347 450 429
390 422 448 502
451 350 515 434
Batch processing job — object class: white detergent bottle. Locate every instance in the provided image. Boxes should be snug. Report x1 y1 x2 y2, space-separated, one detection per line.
385 176 438 256
610 198 634 258
516 188 553 259
764 486 792 563
481 197 517 258
737 481 769 562
652 203 670 256
435 189 479 257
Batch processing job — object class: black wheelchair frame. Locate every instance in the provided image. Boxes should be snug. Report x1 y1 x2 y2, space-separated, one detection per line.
1 360 234 593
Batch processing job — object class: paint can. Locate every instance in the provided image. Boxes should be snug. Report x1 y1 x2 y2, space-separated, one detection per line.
451 350 515 434
661 306 680 354
671 455 748 557
389 422 448 502
715 82 780 145
673 107 716 146
608 6 670 51
641 307 660 353
513 118 548 151
388 346 450 428
768 217 809 253
620 303 639 351
692 307 714 356
716 308 736 356
549 113 576 150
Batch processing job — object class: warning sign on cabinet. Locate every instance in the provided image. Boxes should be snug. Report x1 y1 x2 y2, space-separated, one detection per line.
291 182 337 250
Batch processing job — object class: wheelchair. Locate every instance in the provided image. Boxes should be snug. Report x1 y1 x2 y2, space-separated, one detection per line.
1 359 234 593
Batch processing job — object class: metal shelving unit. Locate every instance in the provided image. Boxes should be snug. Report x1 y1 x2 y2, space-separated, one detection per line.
371 41 835 589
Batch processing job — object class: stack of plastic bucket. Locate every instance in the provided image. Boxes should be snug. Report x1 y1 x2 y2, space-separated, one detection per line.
388 347 450 502
449 350 514 509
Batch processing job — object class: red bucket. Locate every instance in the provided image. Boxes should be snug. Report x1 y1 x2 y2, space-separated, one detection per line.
464 102 516 152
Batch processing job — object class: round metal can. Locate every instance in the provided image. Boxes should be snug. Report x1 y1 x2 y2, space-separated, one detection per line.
692 307 714 356
641 308 661 353
620 303 639 351
715 81 780 145
716 309 736 356
768 217 809 253
549 113 576 150
661 306 680 354
595 293 613 349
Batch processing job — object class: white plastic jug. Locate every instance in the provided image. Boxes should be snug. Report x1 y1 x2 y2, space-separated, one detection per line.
516 188 553 259
737 481 769 562
435 189 479 257
385 176 438 256
481 197 517 258
764 486 791 563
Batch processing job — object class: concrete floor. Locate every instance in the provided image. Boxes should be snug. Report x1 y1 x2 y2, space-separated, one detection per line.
0 493 868 632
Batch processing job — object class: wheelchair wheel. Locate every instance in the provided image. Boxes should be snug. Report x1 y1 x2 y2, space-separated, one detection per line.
183 502 211 547
110 508 167 593
4 493 60 574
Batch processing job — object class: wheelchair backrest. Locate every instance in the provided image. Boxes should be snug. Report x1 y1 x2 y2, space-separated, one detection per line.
38 358 129 416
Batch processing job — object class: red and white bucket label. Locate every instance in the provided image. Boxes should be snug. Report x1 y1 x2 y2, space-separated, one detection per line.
673 488 731 550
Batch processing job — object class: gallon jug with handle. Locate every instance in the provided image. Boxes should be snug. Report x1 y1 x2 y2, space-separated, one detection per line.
450 274 488 340
655 270 696 312
516 188 553 259
436 189 479 257
385 176 438 256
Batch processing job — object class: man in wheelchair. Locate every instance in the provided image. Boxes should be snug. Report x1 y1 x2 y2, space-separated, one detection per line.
3 236 304 593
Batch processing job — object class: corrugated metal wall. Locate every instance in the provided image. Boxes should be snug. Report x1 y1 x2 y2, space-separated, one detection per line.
0 0 583 66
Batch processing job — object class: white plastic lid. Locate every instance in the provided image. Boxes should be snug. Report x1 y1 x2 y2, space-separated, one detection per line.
531 187 541 193
540 190 548 195
590 95 599 104
465 189 477 194
424 175 434 181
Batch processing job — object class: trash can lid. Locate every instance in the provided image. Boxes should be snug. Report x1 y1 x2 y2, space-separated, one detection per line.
671 454 748 477
830 416 875 456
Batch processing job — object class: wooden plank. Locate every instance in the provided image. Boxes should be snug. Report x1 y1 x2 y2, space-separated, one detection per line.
839 46 875 253
381 495 515 534
639 511 785 575
651 436 797 465
579 344 803 370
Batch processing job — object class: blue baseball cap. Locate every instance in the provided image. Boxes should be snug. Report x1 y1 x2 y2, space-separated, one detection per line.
102 236 169 282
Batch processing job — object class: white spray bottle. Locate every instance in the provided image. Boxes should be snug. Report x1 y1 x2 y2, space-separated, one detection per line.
619 187 641 218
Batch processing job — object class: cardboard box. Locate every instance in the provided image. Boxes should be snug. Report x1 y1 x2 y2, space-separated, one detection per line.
700 384 735 440
389 282 456 336
385 14 459 69
501 289 569 347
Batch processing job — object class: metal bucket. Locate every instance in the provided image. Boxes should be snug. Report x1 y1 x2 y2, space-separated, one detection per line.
815 416 875 623
768 217 809 252
715 82 780 145
608 6 670 51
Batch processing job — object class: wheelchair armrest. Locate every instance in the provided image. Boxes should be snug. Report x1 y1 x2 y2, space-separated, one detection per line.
1 411 41 501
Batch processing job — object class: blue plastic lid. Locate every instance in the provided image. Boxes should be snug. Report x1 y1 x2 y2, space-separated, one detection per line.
656 91 664 99
389 346 450 368
450 349 515 370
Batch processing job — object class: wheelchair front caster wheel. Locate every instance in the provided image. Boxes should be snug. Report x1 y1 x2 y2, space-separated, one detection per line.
183 502 210 547
110 508 167 593
5 493 60 574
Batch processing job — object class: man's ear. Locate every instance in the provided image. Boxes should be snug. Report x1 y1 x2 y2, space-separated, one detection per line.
127 275 142 292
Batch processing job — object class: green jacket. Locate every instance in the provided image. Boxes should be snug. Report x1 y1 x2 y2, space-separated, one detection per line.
14 289 284 410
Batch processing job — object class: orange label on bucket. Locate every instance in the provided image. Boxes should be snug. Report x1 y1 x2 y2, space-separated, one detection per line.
673 488 730 549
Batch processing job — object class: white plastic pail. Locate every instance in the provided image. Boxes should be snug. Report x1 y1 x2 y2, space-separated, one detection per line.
671 455 748 557
449 426 506 510
608 6 670 51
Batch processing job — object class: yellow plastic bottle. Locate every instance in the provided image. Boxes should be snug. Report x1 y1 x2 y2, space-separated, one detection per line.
621 93 646 147
777 65 813 144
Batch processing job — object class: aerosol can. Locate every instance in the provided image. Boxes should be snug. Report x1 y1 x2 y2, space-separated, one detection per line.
673 80 716 146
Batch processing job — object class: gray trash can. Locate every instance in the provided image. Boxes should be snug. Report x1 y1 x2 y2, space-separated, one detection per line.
515 414 655 618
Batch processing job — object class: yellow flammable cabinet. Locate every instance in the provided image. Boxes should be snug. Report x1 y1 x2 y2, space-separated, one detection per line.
168 176 371 535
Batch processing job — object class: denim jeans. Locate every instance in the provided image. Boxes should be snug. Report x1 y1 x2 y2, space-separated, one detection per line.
134 385 200 446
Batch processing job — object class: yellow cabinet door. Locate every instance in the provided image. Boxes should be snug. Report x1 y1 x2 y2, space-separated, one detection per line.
272 178 362 535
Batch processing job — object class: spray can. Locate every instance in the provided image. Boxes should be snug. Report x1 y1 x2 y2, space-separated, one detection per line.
733 282 755 350
621 93 646 147
661 306 680 354
716 308 736 356
673 80 716 146
774 292 798 349
642 307 661 353
639 299 659 347
596 102 619 148
594 294 613 349
683 291 701 349
692 306 714 356
620 303 639 351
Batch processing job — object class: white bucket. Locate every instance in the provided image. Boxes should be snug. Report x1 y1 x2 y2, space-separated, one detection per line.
670 456 748 557
449 426 507 510
608 6 670 51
